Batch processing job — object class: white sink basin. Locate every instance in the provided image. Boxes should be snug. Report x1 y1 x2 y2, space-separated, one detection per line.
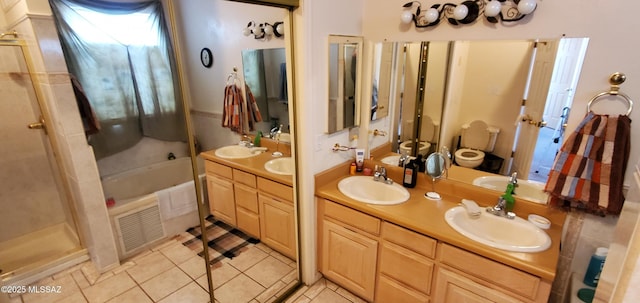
472 176 549 204
380 155 415 166
337 176 410 205
445 206 551 253
214 145 265 159
264 157 294 175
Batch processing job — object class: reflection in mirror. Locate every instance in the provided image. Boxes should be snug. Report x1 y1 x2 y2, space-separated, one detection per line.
425 152 446 200
242 47 290 134
382 41 449 157
377 38 588 203
327 35 363 134
370 43 395 120
173 1 300 301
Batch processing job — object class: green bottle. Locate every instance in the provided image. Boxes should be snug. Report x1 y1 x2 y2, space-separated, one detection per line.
502 183 515 213
253 131 262 147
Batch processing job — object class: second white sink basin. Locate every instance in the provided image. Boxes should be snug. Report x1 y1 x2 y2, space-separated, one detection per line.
264 157 294 175
472 176 549 204
214 145 265 159
337 176 410 205
445 206 551 253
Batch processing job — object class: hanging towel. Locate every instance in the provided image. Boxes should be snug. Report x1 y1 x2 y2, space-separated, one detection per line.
222 84 245 134
544 112 631 215
279 62 288 102
245 84 263 131
70 74 100 135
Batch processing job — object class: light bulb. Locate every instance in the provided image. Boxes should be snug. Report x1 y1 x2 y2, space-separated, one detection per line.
425 8 439 23
275 23 284 36
264 24 274 36
401 10 414 24
242 27 252 36
517 0 537 15
254 26 263 37
453 5 468 20
484 0 501 17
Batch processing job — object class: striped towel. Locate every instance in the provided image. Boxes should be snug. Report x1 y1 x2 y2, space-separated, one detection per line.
544 112 631 215
245 84 263 131
222 84 245 134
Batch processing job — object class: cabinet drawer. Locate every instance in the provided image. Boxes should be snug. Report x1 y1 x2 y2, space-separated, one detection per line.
257 177 292 202
376 275 430 303
234 183 259 213
438 243 544 300
233 169 256 188
205 161 232 179
379 241 434 295
381 222 436 259
323 200 380 236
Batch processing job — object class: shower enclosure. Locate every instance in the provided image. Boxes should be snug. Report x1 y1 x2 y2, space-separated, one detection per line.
0 37 85 284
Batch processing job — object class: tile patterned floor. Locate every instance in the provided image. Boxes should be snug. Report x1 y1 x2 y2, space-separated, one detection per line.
7 238 363 303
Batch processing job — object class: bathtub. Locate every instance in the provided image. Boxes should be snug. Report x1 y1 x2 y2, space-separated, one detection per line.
101 157 203 248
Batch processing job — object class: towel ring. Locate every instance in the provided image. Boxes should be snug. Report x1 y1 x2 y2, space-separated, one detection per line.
587 72 634 115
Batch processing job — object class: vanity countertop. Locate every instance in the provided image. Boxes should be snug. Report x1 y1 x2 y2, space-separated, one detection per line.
314 160 565 282
200 147 293 187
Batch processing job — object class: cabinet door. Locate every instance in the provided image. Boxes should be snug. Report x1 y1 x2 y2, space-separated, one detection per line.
259 194 296 259
434 267 522 303
206 174 236 225
322 220 377 302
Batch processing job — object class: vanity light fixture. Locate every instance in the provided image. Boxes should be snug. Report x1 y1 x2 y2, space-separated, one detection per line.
243 21 284 39
401 0 537 28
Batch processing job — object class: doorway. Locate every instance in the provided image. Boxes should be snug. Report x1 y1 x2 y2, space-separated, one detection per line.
527 38 589 182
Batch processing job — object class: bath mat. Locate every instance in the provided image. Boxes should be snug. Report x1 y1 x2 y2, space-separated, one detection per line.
178 215 259 266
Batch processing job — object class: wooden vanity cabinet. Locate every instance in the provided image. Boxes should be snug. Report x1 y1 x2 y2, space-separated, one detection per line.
258 177 296 260
317 198 552 303
433 243 552 303
205 161 236 225
319 199 380 302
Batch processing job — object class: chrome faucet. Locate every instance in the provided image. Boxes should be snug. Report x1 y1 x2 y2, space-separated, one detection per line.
239 135 254 148
398 152 409 167
373 166 393 185
486 172 518 219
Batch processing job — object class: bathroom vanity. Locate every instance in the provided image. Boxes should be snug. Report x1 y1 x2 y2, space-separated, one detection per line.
315 159 565 302
200 143 296 260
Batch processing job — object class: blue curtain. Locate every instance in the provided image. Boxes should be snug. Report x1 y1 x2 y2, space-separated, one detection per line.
49 0 186 159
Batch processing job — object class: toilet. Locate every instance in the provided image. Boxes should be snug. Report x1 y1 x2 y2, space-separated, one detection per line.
454 120 500 169
399 116 438 156
399 140 431 156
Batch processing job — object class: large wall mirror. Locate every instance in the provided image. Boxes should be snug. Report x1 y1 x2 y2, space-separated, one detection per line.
173 1 300 302
327 35 363 134
371 38 589 204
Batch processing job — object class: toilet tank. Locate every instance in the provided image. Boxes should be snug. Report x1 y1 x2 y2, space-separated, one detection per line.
461 121 500 152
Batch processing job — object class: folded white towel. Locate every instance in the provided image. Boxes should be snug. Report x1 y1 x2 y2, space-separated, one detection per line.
461 199 481 218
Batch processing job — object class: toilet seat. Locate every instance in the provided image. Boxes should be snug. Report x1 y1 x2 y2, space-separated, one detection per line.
399 140 431 156
455 148 484 161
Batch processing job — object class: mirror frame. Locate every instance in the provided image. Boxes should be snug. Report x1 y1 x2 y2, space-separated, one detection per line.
327 35 363 134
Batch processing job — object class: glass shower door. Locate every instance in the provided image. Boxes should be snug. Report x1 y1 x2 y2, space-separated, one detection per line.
0 42 82 280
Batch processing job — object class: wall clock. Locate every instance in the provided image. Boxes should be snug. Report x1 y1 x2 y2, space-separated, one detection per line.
200 47 213 68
